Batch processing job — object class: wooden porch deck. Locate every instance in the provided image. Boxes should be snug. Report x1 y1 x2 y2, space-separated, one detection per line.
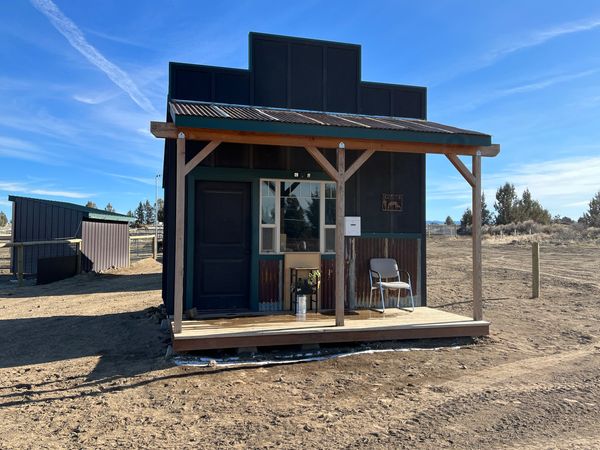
171 307 490 352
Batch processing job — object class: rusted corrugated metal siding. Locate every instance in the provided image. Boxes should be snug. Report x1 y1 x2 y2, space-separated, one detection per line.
81 220 129 272
11 197 82 274
259 259 280 304
320 236 420 310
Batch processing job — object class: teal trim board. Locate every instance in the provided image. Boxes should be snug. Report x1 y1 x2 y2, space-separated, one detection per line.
174 115 492 147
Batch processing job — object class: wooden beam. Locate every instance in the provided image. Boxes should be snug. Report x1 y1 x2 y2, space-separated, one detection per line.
184 140 221 176
335 143 346 327
304 146 339 181
532 242 540 298
150 122 500 157
446 154 475 187
472 153 483 321
344 149 375 182
173 132 186 334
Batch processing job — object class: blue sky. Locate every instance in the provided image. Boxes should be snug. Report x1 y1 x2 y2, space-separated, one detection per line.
1 0 600 221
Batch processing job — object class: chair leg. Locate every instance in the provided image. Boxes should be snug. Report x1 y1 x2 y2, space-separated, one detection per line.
379 286 385 312
396 289 401 309
409 285 415 312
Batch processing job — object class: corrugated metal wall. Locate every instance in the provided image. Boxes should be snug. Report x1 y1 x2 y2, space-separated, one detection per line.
256 237 420 311
320 237 420 309
81 220 129 272
11 197 82 274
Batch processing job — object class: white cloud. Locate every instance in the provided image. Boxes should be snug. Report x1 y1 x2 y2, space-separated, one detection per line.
30 0 157 115
0 136 53 163
449 68 599 113
105 172 156 186
487 17 600 63
0 181 93 199
428 155 600 217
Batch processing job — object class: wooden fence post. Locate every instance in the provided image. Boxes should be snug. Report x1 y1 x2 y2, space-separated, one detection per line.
152 235 157 260
17 244 23 286
75 242 82 274
532 242 540 298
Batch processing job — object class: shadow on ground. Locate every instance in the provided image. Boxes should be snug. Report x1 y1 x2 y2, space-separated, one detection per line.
0 271 161 299
0 308 169 381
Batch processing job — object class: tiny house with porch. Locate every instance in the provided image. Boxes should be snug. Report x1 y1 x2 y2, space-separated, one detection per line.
152 33 499 351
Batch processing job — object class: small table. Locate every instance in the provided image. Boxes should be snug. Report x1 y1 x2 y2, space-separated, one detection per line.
289 266 320 313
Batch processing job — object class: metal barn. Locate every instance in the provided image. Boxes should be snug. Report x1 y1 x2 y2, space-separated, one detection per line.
9 196 133 274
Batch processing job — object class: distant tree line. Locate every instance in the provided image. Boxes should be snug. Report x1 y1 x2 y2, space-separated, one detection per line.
458 184 600 231
84 199 165 227
0 211 7 228
127 198 164 227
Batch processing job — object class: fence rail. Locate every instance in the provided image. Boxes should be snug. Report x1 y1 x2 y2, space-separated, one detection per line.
0 238 82 286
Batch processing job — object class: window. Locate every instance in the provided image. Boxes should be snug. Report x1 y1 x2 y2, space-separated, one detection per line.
259 179 336 253
260 181 277 253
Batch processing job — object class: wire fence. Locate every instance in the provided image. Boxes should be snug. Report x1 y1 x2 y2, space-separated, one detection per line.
426 223 458 237
0 234 11 274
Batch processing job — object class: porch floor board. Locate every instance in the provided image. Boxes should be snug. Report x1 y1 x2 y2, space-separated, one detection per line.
171 307 489 351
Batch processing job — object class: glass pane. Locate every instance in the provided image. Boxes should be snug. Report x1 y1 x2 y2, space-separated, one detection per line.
325 183 336 199
261 180 275 197
261 227 275 252
280 181 320 252
325 228 336 252
261 197 275 224
325 198 336 225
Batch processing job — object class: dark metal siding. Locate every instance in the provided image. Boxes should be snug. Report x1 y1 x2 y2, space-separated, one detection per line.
163 33 430 312
11 197 82 274
169 33 426 119
81 220 129 272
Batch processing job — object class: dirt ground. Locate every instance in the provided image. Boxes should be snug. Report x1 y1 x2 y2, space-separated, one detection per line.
1 237 599 449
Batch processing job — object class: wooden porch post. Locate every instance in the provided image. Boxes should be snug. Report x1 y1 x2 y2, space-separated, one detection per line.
335 143 346 326
174 132 186 334
472 152 483 321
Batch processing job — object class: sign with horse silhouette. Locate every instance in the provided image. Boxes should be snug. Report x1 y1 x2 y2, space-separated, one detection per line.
381 193 404 212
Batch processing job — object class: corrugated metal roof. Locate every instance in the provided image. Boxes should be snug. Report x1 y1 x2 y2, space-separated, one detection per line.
169 99 489 138
8 195 134 223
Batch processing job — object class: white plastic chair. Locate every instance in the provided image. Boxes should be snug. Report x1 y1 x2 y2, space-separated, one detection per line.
369 258 415 312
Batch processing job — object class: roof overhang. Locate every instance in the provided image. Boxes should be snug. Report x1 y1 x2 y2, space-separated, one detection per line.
152 100 499 157
151 122 499 157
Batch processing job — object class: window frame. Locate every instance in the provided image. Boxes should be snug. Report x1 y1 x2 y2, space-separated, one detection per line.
259 178 336 255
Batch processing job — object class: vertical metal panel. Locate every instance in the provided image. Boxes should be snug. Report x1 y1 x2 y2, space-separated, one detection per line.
81 220 129 272
11 197 81 274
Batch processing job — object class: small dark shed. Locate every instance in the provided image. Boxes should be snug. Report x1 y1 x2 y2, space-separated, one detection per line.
153 32 500 350
9 196 134 274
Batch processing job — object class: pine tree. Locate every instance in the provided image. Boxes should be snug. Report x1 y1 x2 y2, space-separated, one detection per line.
494 183 517 225
460 208 472 229
135 202 145 226
580 191 600 227
514 189 551 224
445 216 454 226
144 200 154 224
481 192 493 225
105 203 115 213
156 198 164 223
85 201 97 209
0 211 7 227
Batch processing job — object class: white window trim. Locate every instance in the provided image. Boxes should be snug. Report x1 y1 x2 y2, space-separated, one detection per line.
259 178 335 255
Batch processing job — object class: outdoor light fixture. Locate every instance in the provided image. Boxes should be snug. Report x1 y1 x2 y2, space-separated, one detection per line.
292 171 312 179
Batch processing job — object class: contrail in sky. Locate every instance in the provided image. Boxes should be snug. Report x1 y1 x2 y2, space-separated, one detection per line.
30 0 157 115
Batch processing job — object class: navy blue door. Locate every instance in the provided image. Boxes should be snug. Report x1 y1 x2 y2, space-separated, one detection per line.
194 181 251 311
